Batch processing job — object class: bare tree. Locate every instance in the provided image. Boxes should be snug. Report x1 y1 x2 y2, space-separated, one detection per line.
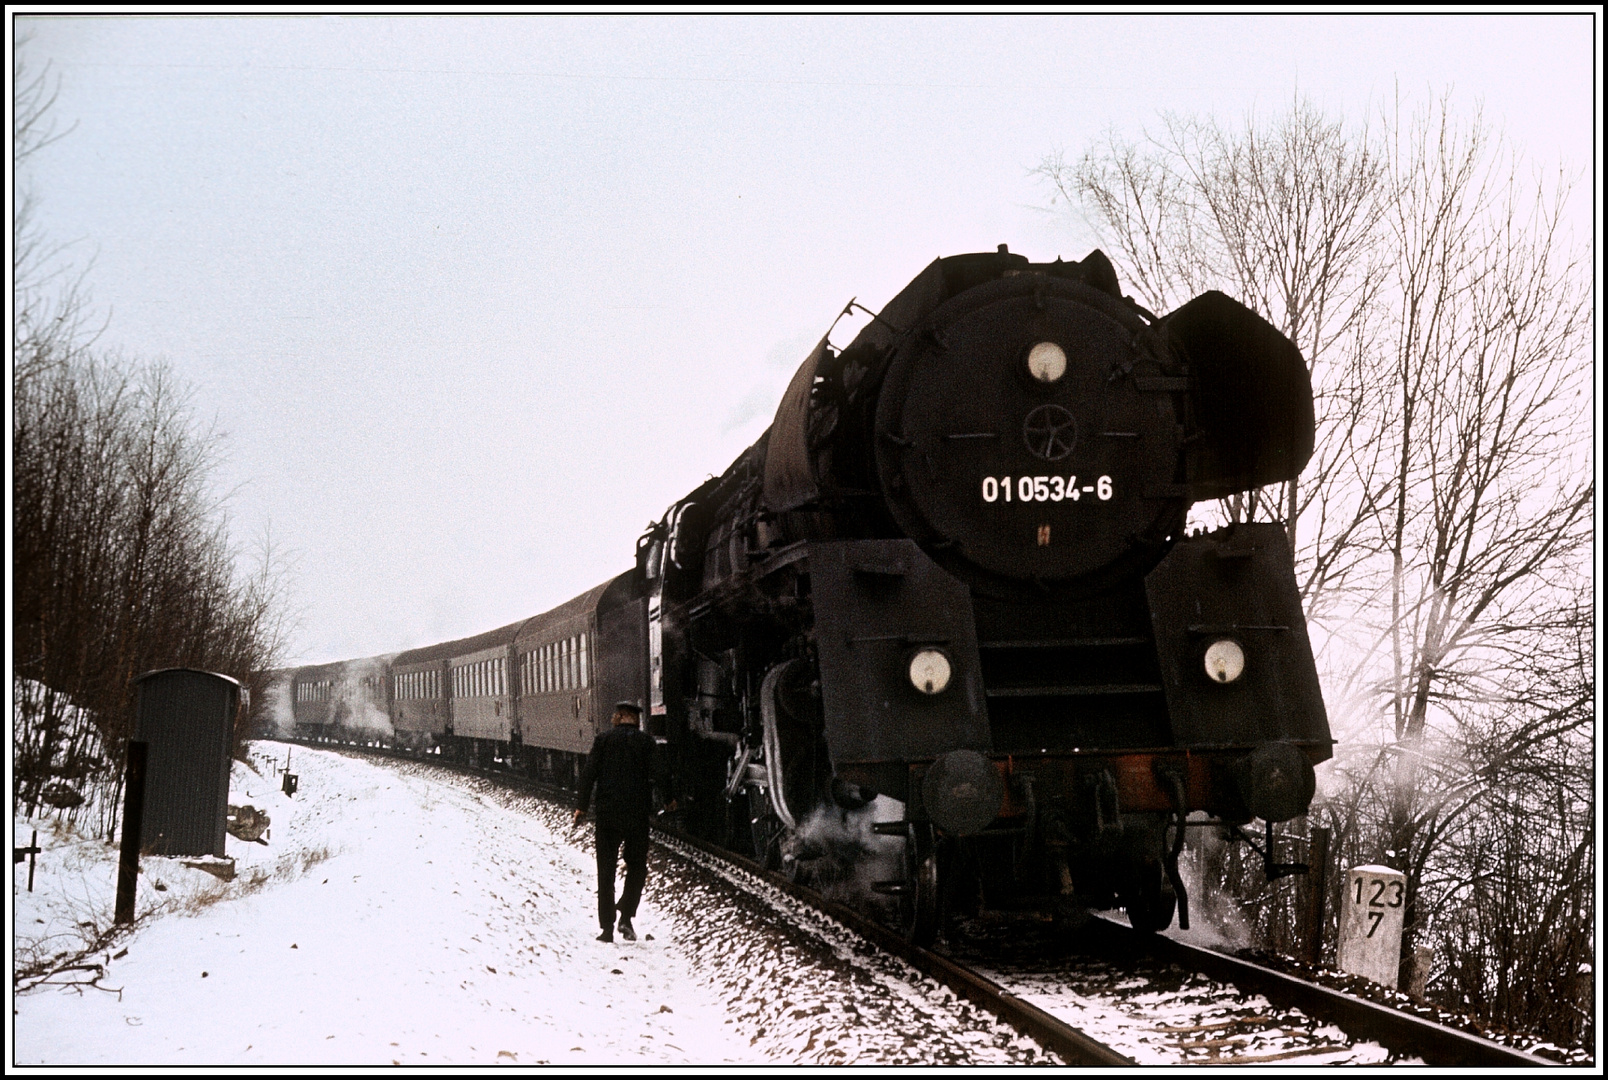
1341 96 1592 980
1039 98 1394 623
13 36 295 833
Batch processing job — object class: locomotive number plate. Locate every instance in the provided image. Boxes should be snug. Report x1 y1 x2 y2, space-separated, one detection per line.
982 475 1112 504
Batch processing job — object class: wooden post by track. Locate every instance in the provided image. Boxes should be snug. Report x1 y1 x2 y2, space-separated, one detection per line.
114 740 149 925
1304 826 1330 966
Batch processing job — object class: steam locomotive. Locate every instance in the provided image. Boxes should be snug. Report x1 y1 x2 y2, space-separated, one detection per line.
286 246 1331 944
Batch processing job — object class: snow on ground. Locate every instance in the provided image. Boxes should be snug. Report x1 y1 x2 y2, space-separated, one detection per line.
13 743 1047 1066
15 744 752 1065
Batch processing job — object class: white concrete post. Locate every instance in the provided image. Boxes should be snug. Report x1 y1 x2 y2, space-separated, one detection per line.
1336 864 1406 988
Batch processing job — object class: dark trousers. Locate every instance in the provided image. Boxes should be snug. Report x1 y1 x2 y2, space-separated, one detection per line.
595 817 649 929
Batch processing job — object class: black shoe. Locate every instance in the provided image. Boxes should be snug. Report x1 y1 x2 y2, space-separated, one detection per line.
617 917 636 942
596 928 613 943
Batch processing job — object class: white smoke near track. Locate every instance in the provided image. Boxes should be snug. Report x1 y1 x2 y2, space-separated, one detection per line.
262 676 294 736
1170 819 1255 951
782 796 908 916
333 654 399 737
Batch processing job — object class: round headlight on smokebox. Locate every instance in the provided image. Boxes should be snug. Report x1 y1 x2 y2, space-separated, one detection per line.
1204 639 1245 683
1026 341 1067 383
908 649 952 695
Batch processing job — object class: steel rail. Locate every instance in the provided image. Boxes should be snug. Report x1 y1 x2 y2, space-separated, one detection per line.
650 823 1135 1067
1104 922 1559 1068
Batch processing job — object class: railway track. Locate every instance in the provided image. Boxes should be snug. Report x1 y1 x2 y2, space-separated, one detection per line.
285 738 1560 1067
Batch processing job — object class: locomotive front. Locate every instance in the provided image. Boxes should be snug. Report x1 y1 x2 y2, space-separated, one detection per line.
657 247 1333 942
872 264 1189 598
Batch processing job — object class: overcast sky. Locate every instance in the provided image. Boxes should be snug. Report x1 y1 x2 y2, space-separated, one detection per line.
11 13 1597 665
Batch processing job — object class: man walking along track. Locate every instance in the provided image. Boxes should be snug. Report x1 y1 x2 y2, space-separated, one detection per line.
573 702 676 943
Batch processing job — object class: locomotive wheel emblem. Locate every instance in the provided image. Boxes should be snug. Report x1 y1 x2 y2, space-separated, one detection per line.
1023 404 1077 460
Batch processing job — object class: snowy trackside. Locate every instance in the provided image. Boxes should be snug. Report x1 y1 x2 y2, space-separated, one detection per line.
13 743 1048 1066
15 745 749 1065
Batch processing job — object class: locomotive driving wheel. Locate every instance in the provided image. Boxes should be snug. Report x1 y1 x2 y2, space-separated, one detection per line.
1122 858 1177 933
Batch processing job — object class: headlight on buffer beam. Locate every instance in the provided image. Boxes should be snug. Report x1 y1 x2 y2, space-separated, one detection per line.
908 649 952 695
1204 639 1245 683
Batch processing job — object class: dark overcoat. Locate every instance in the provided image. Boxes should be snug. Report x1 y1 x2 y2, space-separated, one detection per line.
576 724 667 827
